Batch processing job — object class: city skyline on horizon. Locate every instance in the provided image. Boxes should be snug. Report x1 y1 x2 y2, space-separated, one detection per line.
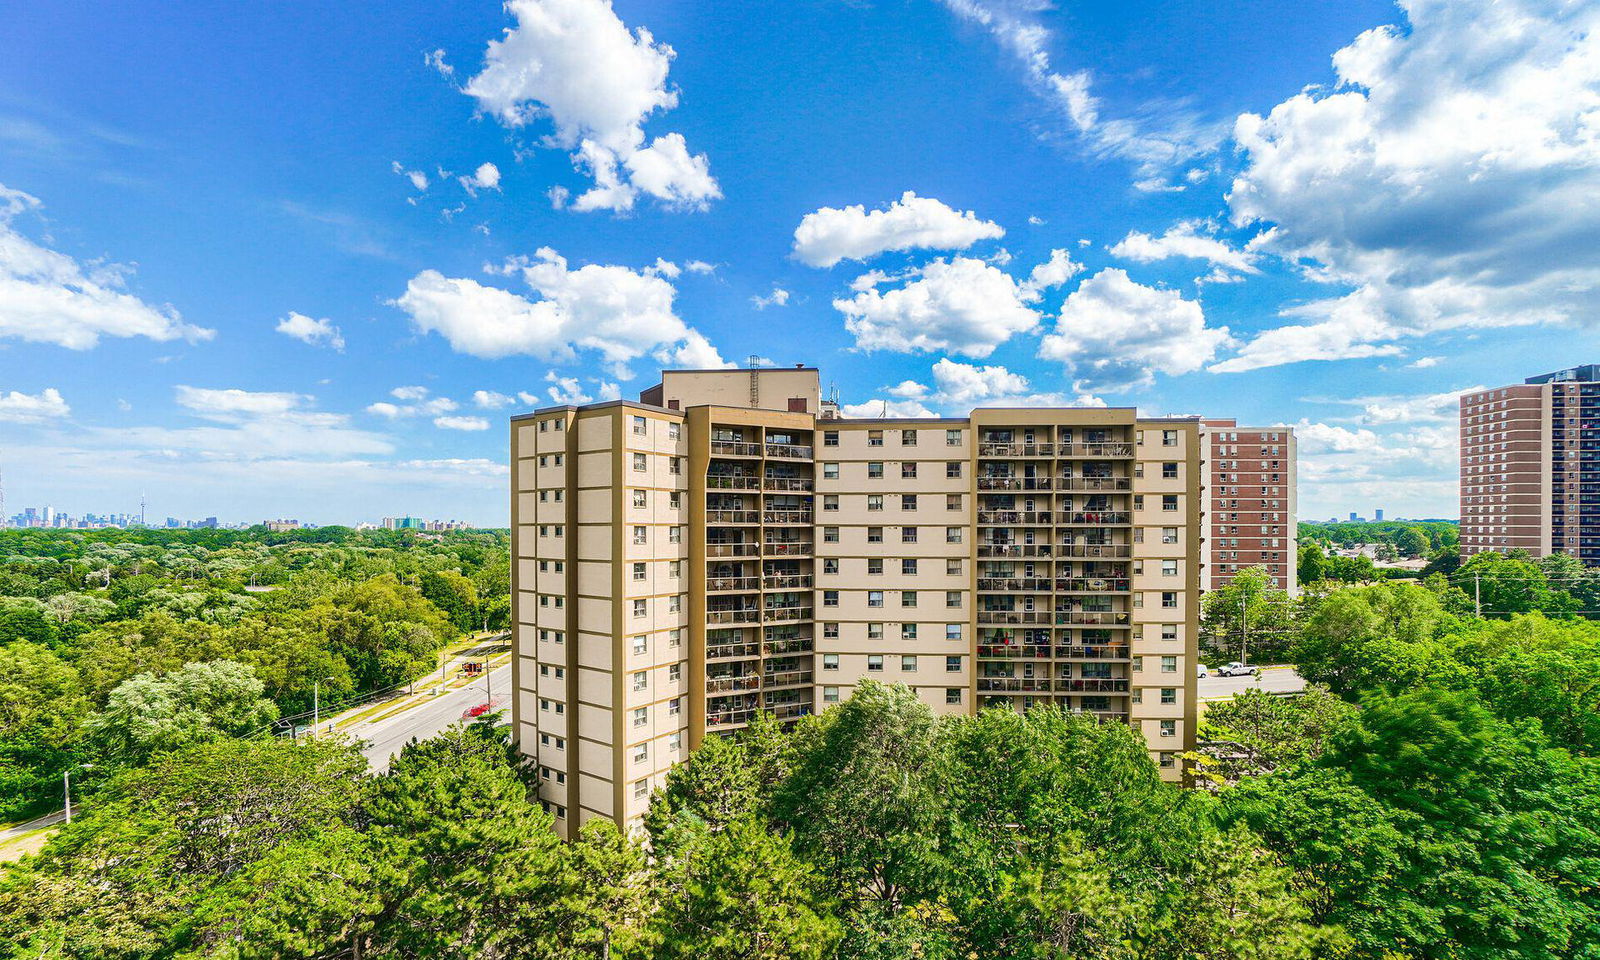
3 0 1595 525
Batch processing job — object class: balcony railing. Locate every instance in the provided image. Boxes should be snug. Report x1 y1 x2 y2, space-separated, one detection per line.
1056 577 1130 592
763 605 813 622
706 641 761 660
706 475 761 489
977 477 1053 491
766 702 812 721
1058 511 1131 525
978 442 1056 457
706 608 760 625
977 577 1055 592
763 669 814 688
764 638 814 656
977 510 1054 525
765 443 813 459
762 510 814 525
977 678 1055 692
1056 678 1129 692
763 574 813 590
762 540 813 556
977 543 1055 558
705 675 762 693
1056 477 1131 491
710 440 761 457
706 575 760 592
707 509 760 524
706 543 759 557
1056 611 1131 626
763 477 814 491
1058 544 1132 559
976 644 1054 659
1055 645 1129 659
977 611 1052 625
1059 443 1133 458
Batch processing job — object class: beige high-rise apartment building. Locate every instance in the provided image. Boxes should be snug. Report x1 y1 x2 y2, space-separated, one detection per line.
511 366 1205 837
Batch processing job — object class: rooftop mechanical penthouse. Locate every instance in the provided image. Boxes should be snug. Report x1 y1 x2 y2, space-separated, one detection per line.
510 366 1293 837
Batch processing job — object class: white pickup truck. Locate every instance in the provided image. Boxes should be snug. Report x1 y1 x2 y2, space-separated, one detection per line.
1215 661 1260 678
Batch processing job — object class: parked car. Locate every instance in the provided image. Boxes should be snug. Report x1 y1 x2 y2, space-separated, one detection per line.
1216 661 1259 678
1196 664 1209 678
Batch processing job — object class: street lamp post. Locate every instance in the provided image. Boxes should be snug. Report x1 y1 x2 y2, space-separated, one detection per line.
312 676 335 739
63 764 93 825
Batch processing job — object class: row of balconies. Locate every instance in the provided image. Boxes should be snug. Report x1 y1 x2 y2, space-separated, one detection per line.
976 577 1131 592
976 442 1133 458
705 509 816 525
976 511 1132 525
975 678 1130 693
976 643 1129 659
977 543 1132 558
705 574 815 592
709 440 814 459
975 476 1132 491
705 475 816 491
977 611 1131 626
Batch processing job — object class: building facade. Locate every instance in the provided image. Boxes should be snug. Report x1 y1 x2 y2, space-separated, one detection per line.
1461 365 1600 563
1200 420 1298 594
512 367 1212 837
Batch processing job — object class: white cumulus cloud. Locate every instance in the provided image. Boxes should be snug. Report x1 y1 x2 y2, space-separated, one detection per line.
834 256 1040 358
793 191 1004 268
751 287 790 310
434 415 490 431
275 311 345 351
1109 221 1260 274
0 387 70 424
1038 268 1230 390
459 162 502 195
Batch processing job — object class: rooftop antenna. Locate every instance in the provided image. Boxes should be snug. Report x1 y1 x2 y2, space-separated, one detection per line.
747 354 760 408
139 490 147 527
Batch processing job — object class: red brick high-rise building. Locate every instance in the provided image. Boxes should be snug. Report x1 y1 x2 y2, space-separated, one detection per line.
1200 420 1297 594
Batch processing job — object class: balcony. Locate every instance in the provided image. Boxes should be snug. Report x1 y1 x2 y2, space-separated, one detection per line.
1058 543 1131 559
1057 477 1131 491
977 477 1053 491
707 509 760 524
710 440 761 457
1055 577 1130 592
762 540 813 557
977 543 1055 558
706 641 762 660
762 510 814 525
706 675 762 693
1055 678 1129 693
706 608 760 625
706 575 760 592
978 442 1055 457
706 475 761 489
764 477 814 491
1058 511 1131 525
977 643 1053 659
977 510 1054 525
977 577 1055 592
763 605 813 623
977 677 1055 693
766 702 812 721
977 610 1052 625
765 443 813 460
1056 611 1131 626
1058 443 1133 458
763 574 813 590
764 637 813 656
763 668 814 689
706 542 760 558
1053 645 1129 660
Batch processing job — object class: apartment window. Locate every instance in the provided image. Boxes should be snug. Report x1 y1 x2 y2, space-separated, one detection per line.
823 495 839 511
823 590 840 607
868 462 884 478
668 422 680 440
868 494 884 511
632 635 648 655
669 492 682 509
1162 560 1178 577
823 558 839 574
669 526 682 544
1161 527 1178 544
632 599 647 618
1159 753 1175 769
632 671 648 691
669 457 681 475
823 654 839 670
868 591 884 607
902 623 918 640
1133 656 1143 672
902 591 918 608
1162 462 1178 479
824 686 841 703
634 779 649 800
946 688 963 705
1131 688 1143 704
902 495 920 512
669 560 681 578
946 526 963 544
1162 495 1179 511
669 629 682 648
1161 688 1177 705
945 655 962 672
668 596 680 613
824 430 839 447
868 622 884 640
902 527 919 543
632 707 648 727
867 655 884 671
946 429 962 446
946 461 962 478
1132 495 1143 511
824 526 841 543
868 430 884 447
667 664 680 682
823 462 840 479
633 453 647 471
902 558 918 575
946 623 962 640
668 731 682 750
539 455 548 466
632 415 647 435
902 429 918 446
633 743 649 763
946 494 962 511
1162 430 1178 446
539 420 548 432
1161 656 1177 673
868 526 884 543
823 622 840 638
1160 720 1176 738
1162 592 1178 608
902 463 918 480
632 562 647 581
902 655 919 671
868 558 883 575
946 559 963 576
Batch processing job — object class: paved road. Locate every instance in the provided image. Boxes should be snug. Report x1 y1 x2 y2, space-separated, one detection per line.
1198 666 1305 700
0 810 64 841
353 662 513 773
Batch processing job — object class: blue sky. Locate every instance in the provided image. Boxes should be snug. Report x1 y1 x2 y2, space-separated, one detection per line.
1 0 1594 525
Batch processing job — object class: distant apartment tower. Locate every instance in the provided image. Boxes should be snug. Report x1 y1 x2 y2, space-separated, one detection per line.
1375 508 1384 522
511 366 1206 836
1461 365 1600 563
1200 420 1297 594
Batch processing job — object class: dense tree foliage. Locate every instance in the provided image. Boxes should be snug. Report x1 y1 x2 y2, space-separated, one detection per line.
0 528 509 821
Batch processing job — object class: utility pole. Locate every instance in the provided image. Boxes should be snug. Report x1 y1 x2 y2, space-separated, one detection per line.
1474 572 1482 618
1239 594 1249 667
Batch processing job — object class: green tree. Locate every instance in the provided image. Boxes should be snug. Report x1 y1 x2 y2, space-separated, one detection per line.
0 641 89 820
86 660 279 768
1199 684 1356 777
1454 551 1576 618
1200 567 1298 663
1394 527 1429 558
420 569 480 633
1296 542 1326 586
655 817 841 960
562 817 658 959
